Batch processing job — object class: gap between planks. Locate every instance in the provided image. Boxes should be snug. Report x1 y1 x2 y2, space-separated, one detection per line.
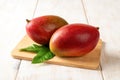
14 0 39 80
81 0 104 80
32 0 39 18
81 0 89 24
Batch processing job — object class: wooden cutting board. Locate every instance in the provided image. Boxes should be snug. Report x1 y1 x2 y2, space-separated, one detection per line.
11 35 102 69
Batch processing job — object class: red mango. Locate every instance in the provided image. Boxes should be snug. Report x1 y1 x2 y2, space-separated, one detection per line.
49 23 100 57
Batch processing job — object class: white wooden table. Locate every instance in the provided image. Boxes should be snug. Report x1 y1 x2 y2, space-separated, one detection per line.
0 0 120 80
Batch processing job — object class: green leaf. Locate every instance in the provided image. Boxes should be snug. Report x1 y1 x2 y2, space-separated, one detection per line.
20 44 44 53
32 50 55 64
20 44 55 64
36 46 49 56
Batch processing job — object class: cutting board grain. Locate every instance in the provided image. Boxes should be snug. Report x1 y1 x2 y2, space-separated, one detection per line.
11 35 102 69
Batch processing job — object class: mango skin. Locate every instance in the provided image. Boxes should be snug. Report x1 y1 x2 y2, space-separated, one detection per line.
49 23 100 57
26 15 68 45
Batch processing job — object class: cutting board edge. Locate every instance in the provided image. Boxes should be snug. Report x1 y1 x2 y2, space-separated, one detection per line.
46 60 100 70
12 54 100 70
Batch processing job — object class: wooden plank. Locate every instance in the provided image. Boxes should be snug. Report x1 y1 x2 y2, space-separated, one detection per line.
83 0 120 80
16 0 103 80
11 35 102 69
0 0 37 80
16 61 103 80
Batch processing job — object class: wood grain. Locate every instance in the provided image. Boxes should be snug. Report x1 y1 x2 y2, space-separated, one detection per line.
11 35 102 69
